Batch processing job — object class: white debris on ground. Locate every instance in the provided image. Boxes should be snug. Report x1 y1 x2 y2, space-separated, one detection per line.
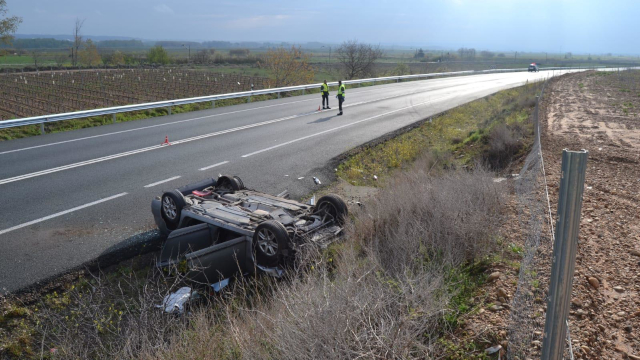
157 287 192 314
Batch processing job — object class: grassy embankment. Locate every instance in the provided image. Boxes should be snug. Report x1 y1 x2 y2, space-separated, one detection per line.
0 81 543 359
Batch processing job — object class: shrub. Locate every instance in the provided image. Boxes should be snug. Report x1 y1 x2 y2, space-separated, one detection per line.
486 123 523 168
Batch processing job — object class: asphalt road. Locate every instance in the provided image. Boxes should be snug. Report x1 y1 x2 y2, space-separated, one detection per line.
0 70 574 294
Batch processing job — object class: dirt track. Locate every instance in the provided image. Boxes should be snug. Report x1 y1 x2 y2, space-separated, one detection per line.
541 71 640 359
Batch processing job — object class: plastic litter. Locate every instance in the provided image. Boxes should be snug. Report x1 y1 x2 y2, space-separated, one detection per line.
157 287 192 314
211 278 230 292
313 177 321 185
308 194 316 206
485 344 502 355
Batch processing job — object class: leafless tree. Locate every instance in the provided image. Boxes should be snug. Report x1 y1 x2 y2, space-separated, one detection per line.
31 50 41 68
192 49 211 64
458 47 476 60
336 40 384 79
72 18 85 66
53 53 67 67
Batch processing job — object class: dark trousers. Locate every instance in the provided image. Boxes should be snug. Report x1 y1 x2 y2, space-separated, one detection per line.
322 93 329 107
338 95 344 112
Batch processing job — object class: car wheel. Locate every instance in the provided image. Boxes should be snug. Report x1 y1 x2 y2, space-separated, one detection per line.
161 189 187 227
233 175 245 190
216 175 243 192
253 220 289 267
315 194 348 226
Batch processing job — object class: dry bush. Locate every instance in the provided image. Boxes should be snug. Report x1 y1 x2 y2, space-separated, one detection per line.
487 123 525 169
141 160 503 360
35 264 193 359
36 160 503 360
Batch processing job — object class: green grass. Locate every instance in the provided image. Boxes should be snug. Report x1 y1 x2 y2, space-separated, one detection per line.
336 81 542 186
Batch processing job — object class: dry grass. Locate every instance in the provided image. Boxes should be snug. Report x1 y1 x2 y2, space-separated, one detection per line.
133 158 503 360
0 157 506 360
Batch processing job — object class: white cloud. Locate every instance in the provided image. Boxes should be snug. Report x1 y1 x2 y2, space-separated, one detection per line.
154 4 174 14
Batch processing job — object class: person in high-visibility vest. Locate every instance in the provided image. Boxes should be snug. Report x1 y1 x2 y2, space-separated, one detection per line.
320 80 331 109
336 80 345 116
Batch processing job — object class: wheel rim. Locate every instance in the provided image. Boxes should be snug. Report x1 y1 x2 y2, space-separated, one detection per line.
162 196 177 220
257 228 278 256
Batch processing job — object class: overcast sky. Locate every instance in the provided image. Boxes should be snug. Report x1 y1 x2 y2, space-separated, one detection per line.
5 0 639 54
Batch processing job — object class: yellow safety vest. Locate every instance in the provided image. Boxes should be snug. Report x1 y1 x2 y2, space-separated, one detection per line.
338 84 345 96
321 83 329 93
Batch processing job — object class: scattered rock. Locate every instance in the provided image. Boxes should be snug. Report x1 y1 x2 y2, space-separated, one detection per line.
630 249 640 257
487 272 501 282
497 288 508 299
624 325 633 333
613 286 624 293
588 277 600 289
489 305 503 312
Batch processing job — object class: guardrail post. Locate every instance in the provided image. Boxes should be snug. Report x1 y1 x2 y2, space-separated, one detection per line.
40 122 45 135
112 113 116 124
277 92 281 99
247 96 252 103
302 89 306 95
541 149 589 360
397 79 399 83
211 100 215 108
167 106 172 115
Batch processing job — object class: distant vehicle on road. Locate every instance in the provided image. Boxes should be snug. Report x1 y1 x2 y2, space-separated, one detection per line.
528 63 539 72
152 175 348 283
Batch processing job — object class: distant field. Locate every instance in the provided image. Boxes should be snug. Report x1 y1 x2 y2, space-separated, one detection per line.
0 68 272 119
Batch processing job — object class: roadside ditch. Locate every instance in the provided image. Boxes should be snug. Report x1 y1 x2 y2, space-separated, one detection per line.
0 80 545 359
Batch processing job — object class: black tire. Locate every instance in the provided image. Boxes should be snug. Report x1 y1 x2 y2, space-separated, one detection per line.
253 220 290 267
315 194 348 226
216 175 242 192
161 189 187 227
232 175 245 190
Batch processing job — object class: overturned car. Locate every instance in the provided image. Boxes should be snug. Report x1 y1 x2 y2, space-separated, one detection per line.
151 175 348 284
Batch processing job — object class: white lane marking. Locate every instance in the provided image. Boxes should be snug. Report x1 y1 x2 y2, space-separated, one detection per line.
0 192 128 236
0 88 444 186
143 176 182 188
199 161 229 171
0 79 521 186
0 80 434 156
241 96 445 158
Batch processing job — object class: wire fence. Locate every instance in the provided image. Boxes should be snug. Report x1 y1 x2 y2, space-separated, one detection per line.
506 79 576 359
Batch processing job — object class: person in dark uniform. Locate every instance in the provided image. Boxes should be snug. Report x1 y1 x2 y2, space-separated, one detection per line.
321 80 331 109
337 80 345 115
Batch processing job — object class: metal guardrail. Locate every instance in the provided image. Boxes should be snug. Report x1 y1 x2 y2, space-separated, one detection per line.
0 65 612 132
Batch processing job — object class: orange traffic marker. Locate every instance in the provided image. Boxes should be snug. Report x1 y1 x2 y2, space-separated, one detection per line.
161 136 171 146
318 105 321 111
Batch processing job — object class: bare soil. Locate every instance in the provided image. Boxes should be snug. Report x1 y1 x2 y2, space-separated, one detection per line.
447 71 640 359
541 71 640 359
